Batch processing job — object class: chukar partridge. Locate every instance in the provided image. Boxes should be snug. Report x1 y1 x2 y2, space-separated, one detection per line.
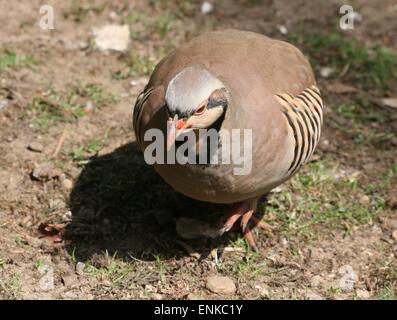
133 30 323 250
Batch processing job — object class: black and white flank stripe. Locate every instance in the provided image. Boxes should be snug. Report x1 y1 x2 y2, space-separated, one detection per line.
275 85 323 176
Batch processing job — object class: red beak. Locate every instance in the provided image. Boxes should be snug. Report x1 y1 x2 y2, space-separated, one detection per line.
166 115 191 151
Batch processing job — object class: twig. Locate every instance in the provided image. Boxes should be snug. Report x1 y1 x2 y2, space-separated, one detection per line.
52 127 67 158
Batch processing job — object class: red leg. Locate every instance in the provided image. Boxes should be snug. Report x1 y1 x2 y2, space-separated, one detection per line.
240 210 253 233
218 202 246 234
243 226 258 252
251 216 273 231
215 198 272 251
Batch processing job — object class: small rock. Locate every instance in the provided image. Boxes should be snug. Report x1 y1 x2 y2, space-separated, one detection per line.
277 25 288 35
130 80 138 87
32 162 55 181
49 198 65 210
62 179 73 190
255 285 270 298
206 276 236 294
75 262 85 275
83 100 96 113
27 142 44 153
201 1 213 15
92 24 130 52
38 265 54 291
62 274 78 288
109 11 118 20
381 98 397 109
392 230 397 241
145 284 156 292
187 293 204 300
356 289 371 299
0 99 9 111
62 211 72 221
279 237 288 248
359 195 370 205
320 67 334 78
310 275 324 288
338 265 358 292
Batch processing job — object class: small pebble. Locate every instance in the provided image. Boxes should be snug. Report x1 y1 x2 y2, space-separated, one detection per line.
206 276 236 294
201 1 213 15
338 265 358 292
392 230 397 241
62 274 78 288
32 162 55 181
75 262 85 275
62 211 72 221
277 25 288 35
320 67 334 78
356 289 371 299
49 198 65 210
255 285 270 298
38 265 55 291
84 101 96 113
359 195 370 205
62 179 73 190
0 99 9 110
27 142 44 153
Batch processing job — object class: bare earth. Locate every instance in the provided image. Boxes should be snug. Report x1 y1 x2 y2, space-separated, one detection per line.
0 0 396 299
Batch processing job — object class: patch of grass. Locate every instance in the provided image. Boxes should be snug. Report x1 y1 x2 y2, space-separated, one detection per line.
288 32 397 91
113 52 156 79
29 85 116 130
84 252 134 287
125 10 176 40
333 100 394 150
376 287 396 300
64 0 106 22
0 50 37 71
336 96 389 124
66 131 109 162
0 274 21 300
266 161 385 239
78 84 117 106
372 265 397 300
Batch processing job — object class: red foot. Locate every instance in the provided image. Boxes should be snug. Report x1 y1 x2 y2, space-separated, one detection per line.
216 199 272 250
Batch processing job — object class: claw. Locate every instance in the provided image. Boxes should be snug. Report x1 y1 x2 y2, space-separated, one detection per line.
240 210 253 233
243 226 258 252
215 199 271 251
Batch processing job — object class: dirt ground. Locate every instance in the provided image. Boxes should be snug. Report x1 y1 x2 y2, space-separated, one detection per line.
0 0 396 300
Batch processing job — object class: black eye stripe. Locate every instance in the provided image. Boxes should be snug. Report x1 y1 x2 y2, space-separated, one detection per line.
208 98 228 109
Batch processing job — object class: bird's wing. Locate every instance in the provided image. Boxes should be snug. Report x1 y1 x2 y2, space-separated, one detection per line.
275 84 324 177
133 85 165 150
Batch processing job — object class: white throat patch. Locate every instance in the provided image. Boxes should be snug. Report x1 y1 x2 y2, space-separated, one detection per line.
165 66 223 114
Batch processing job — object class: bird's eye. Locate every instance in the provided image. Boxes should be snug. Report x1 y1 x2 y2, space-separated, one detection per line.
194 103 207 115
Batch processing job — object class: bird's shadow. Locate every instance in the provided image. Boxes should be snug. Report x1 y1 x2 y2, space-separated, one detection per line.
65 142 237 262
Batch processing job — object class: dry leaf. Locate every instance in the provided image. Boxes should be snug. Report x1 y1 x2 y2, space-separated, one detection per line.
326 82 358 94
381 98 397 109
38 222 66 243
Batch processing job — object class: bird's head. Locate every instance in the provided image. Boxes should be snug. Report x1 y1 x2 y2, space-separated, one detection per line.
165 66 228 149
